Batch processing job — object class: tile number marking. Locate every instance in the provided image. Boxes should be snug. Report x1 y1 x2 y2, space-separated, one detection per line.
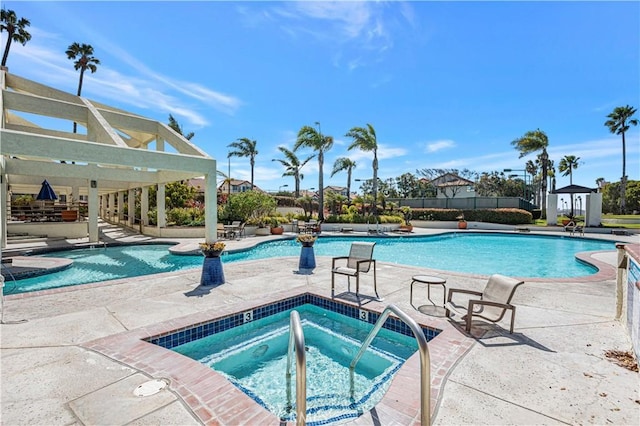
359 309 369 322
243 310 253 323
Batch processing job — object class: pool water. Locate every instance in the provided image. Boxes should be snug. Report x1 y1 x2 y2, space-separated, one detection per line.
5 233 615 294
172 304 418 424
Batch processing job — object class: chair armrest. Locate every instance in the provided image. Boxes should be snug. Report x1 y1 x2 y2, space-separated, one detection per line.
355 259 375 268
447 288 483 303
468 299 514 311
332 256 349 268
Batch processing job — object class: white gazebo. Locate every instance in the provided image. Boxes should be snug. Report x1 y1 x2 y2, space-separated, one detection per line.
0 71 218 248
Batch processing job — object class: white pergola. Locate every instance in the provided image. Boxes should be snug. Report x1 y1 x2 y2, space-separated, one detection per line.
0 71 218 248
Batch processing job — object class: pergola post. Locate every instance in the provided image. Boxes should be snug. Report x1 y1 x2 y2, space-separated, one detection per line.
204 168 218 243
128 188 135 227
117 191 125 222
157 184 166 228
0 161 6 249
88 180 99 242
141 186 149 227
108 193 115 221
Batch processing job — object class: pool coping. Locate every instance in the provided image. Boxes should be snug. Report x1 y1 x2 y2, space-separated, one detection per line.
81 287 474 425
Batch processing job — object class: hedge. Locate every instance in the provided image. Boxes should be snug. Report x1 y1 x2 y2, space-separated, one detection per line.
412 208 532 225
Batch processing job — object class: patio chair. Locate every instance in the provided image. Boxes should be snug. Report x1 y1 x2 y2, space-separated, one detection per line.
216 223 227 239
331 242 380 300
445 274 524 333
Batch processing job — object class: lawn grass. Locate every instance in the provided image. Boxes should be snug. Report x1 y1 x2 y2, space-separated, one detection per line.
532 215 640 228
602 214 640 219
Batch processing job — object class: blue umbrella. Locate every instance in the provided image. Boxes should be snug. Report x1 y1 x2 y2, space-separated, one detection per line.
36 180 58 201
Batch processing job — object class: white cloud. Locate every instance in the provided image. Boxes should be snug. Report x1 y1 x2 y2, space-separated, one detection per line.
424 139 456 153
9 24 241 128
270 1 403 70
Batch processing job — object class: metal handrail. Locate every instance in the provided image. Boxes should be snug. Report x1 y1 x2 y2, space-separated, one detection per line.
285 310 307 425
0 270 28 324
349 304 431 425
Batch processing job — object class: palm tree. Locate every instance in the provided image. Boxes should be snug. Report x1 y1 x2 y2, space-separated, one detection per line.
168 114 194 140
227 138 258 190
559 155 581 216
272 146 314 198
331 157 356 203
294 123 333 221
511 129 549 218
547 159 556 193
525 159 538 204
1 8 31 67
346 123 379 217
605 105 638 213
66 42 100 133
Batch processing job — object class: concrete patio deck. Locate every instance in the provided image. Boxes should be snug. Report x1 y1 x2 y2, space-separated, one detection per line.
1 224 638 425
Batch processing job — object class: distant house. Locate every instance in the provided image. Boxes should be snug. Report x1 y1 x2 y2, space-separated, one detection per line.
217 179 261 194
323 185 349 198
424 173 475 199
187 178 206 195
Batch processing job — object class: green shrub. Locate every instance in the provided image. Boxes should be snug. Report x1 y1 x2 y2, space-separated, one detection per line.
147 208 157 226
166 207 206 226
324 214 403 224
274 195 297 207
412 208 532 225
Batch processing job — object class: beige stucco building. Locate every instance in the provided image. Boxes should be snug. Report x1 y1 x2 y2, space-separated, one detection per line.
0 70 219 248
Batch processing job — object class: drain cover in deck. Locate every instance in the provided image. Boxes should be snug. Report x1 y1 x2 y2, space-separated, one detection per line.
133 379 168 397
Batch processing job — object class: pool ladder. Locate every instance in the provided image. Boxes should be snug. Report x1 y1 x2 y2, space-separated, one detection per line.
0 269 28 324
285 304 431 425
285 310 306 424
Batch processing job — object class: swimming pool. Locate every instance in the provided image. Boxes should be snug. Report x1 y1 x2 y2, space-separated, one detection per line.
4 233 615 294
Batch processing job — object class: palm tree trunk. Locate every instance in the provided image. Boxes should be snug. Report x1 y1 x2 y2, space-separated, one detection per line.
621 131 627 214
347 168 352 203
372 155 378 217
73 69 85 134
250 158 255 190
540 150 548 218
1 36 12 67
318 151 324 221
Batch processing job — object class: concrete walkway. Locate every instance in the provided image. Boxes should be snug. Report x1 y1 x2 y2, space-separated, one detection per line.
1 224 638 425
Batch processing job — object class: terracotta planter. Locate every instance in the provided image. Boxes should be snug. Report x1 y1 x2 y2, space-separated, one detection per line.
400 225 413 232
61 210 78 222
271 227 284 235
458 221 467 229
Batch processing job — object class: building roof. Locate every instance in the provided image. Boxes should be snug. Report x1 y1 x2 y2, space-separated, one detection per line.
0 71 216 198
552 184 597 194
424 173 475 187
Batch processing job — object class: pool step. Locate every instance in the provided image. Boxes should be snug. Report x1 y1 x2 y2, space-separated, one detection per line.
285 394 363 424
7 232 48 239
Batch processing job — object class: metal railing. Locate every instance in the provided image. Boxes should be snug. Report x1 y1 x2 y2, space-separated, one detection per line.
349 304 431 425
0 271 28 324
285 310 307 425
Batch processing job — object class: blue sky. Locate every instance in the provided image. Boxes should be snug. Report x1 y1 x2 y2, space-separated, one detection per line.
3 1 639 193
